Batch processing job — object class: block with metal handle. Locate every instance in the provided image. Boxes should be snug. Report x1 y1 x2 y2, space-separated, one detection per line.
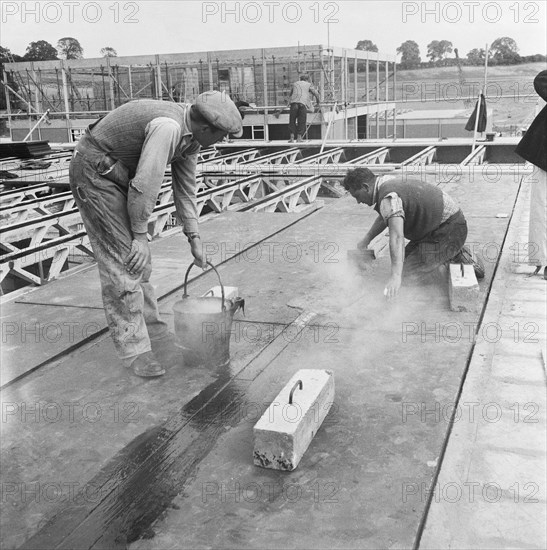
253 369 335 471
448 263 480 312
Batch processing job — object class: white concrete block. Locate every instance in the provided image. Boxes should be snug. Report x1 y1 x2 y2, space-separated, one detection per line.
253 369 335 471
449 263 480 312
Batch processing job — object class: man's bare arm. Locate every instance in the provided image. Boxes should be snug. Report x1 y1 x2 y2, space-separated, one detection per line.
358 215 387 250
385 216 405 300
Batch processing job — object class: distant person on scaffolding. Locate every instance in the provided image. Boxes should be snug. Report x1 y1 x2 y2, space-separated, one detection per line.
287 74 321 143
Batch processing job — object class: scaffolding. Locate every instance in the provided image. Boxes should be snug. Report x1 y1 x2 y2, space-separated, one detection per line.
2 45 397 142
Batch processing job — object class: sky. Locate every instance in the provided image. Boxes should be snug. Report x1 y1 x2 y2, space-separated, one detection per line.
1 0 546 60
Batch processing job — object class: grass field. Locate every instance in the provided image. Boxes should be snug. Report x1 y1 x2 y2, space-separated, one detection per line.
391 62 546 133
353 62 545 134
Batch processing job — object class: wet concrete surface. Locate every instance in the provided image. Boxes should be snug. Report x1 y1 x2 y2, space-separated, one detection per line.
129 333 468 549
1 172 521 549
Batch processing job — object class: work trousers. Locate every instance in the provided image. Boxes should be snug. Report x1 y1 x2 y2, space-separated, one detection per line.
69 138 169 362
288 103 308 137
528 165 547 265
403 210 468 280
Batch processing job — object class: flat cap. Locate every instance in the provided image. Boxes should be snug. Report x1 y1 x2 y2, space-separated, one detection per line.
194 91 243 137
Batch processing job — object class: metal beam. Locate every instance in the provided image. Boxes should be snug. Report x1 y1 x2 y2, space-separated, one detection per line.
345 147 390 165
262 49 269 141
239 175 322 213
400 145 437 166
240 147 302 166
61 62 71 121
461 145 486 166
294 147 346 165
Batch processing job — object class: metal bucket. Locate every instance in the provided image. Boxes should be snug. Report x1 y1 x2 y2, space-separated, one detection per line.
173 262 244 368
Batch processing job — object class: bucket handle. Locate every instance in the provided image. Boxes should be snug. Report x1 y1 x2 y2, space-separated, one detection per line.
183 261 226 311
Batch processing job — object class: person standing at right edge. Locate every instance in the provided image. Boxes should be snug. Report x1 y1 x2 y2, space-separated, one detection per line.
515 70 547 279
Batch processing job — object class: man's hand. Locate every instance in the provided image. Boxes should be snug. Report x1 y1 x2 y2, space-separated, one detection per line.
190 237 207 269
357 237 371 251
125 233 151 275
314 104 321 113
384 274 402 301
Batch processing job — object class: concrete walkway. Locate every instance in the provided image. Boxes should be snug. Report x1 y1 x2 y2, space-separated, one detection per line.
420 176 547 549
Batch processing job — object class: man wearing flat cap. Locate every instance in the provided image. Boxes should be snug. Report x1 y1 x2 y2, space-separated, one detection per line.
69 91 243 377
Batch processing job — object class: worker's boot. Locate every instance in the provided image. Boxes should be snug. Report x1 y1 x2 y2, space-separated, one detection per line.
128 351 166 378
451 245 485 280
296 134 303 142
530 265 547 280
289 133 295 143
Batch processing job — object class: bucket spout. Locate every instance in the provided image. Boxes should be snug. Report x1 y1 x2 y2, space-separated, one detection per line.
232 297 245 316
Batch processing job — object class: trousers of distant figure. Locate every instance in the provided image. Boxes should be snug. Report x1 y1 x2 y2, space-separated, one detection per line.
528 165 547 265
69 149 169 362
403 210 468 280
288 103 307 136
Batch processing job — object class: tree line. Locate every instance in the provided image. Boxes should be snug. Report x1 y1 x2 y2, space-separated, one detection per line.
0 38 116 64
1 36 544 68
357 37 545 69
0 39 117 111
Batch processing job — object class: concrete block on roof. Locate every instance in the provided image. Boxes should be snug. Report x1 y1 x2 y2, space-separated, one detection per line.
449 263 480 312
253 369 335 471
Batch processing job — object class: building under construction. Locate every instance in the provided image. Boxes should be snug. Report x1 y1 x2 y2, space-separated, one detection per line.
3 44 396 142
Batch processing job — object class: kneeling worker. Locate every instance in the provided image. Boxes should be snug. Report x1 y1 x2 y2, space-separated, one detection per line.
70 91 243 377
342 168 484 300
